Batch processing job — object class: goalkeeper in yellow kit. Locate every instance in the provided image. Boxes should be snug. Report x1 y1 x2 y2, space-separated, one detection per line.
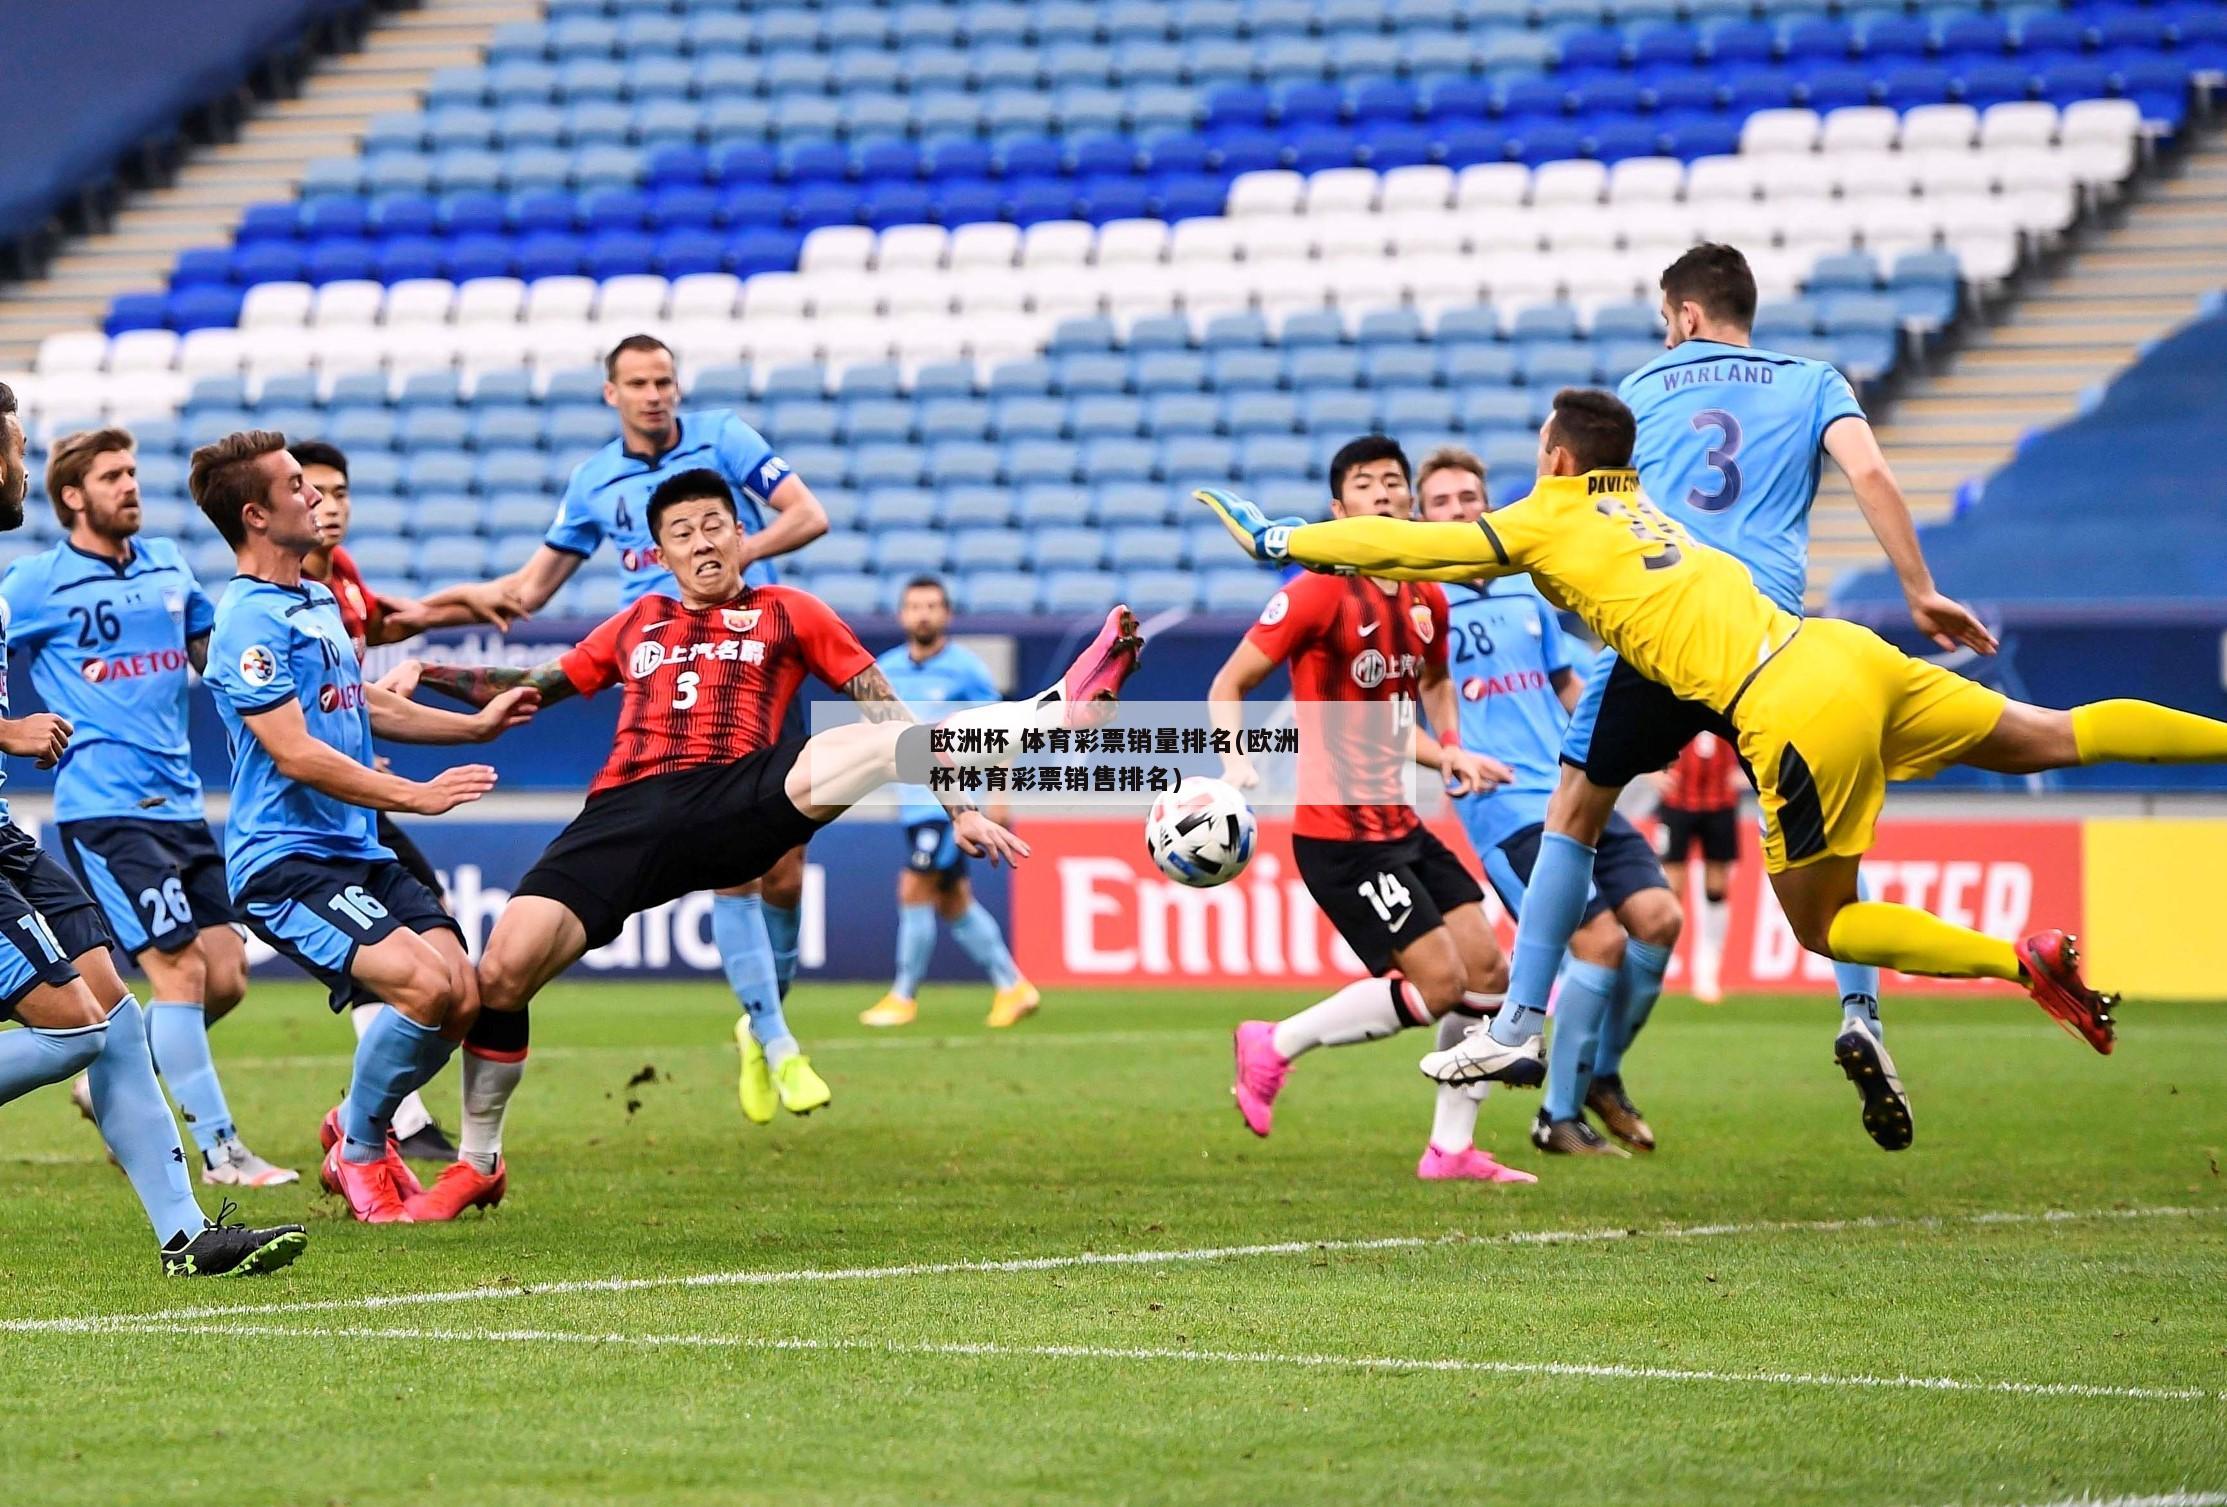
1200 388 2227 1075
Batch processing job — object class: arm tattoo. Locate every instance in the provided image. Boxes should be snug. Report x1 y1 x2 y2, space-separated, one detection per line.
418 660 578 709
841 664 916 725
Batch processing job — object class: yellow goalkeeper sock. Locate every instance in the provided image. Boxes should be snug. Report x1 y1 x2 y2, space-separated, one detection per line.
2070 700 2227 765
1825 901 2023 983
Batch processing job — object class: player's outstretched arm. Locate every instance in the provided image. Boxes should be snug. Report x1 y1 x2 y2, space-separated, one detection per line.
422 547 584 629
745 474 831 568
1417 659 1512 795
415 659 582 712
1823 419 1997 656
1287 518 1520 583
241 701 499 815
0 711 71 769
367 682 539 745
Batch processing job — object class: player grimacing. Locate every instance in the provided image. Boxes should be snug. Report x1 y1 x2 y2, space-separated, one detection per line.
1209 437 1531 1185
401 468 1143 1218
1202 390 2227 1103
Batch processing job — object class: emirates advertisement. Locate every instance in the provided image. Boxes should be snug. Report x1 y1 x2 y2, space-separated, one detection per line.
1010 815 2084 996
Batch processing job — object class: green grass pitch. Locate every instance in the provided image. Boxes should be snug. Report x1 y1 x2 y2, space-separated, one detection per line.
4 981 2224 1506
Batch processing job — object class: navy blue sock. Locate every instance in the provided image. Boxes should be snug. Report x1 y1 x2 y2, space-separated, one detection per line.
893 903 936 998
146 1001 235 1154
763 902 801 993
87 999 205 1245
342 1010 456 1164
1543 961 1619 1121
949 901 1021 990
1494 833 1597 1046
0 1019 104 1105
1596 939 1673 1078
712 892 795 1055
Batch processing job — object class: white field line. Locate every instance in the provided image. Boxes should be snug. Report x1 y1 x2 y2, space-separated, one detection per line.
5 1202 2219 1337
1959 1496 2227 1507
65 1323 2223 1405
213 1027 1213 1072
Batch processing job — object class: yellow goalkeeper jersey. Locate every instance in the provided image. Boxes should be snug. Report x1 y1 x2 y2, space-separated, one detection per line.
1287 469 1802 715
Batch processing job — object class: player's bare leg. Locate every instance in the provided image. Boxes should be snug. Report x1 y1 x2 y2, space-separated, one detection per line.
1415 903 1533 1183
318 926 475 1222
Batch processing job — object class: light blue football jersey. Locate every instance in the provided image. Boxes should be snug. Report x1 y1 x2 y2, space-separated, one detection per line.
876 640 1000 825
204 576 390 890
547 409 791 603
0 539 217 824
1443 577 1576 850
1618 339 1865 613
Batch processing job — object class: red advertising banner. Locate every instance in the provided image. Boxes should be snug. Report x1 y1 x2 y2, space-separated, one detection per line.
1009 816 2084 994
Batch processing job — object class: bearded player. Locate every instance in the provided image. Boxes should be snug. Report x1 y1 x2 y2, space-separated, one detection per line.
402 468 1143 1218
1208 437 1531 1185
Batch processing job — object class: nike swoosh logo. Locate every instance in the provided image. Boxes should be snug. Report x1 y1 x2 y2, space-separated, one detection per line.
641 620 680 635
1357 621 1379 637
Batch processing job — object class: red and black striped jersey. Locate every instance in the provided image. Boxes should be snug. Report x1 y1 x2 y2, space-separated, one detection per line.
560 586 874 796
1660 730 1744 812
1243 570 1449 842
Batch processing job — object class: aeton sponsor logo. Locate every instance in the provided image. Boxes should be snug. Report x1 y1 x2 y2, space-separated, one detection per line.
317 682 368 713
82 648 191 683
1461 669 1550 700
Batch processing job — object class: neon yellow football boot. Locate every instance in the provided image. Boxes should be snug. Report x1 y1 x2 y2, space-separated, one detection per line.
735 1017 775 1125
985 980 1041 1029
775 1054 831 1115
859 993 917 1027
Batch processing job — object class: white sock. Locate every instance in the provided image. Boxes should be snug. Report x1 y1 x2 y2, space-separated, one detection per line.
763 1036 798 1070
354 1003 433 1138
1700 895 1731 988
1271 977 1422 1061
1428 1012 1491 1151
459 1050 525 1175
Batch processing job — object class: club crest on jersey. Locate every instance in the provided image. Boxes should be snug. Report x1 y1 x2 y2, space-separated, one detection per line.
238 645 277 687
1409 604 1435 643
720 608 760 633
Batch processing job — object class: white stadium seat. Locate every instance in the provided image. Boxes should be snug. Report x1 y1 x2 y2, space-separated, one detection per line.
1980 101 2062 152
453 277 526 324
1754 154 1834 202
1169 217 1240 265
667 272 741 322
947 221 1021 269
1453 162 1529 210
1684 155 1762 204
1021 219 1095 267
1378 164 1453 213
176 328 248 379
240 281 314 330
1303 168 1378 216
1531 159 1608 207
105 330 178 374
876 223 948 271
1740 108 1822 156
1819 106 1901 155
594 274 669 326
798 224 874 274
1900 103 1981 152
383 278 455 326
1605 156 1685 205
525 275 598 325
739 271 808 321
1094 218 1169 266
1225 169 1303 218
312 279 384 328
953 270 1027 318
1832 151 1915 201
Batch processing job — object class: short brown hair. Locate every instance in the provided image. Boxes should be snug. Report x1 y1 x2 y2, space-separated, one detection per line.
45 427 135 529
1545 389 1638 473
1415 445 1486 497
190 430 289 548
605 333 675 379
1659 242 1758 330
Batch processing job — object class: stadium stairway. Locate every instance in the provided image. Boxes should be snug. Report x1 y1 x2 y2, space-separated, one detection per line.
0 0 535 370
1807 111 2226 603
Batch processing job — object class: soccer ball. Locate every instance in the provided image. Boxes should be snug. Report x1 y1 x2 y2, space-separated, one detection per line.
1146 777 1257 888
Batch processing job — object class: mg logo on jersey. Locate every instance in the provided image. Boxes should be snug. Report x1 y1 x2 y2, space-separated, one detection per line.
720 608 760 633
629 641 666 678
1351 649 1387 688
1409 604 1435 643
317 682 367 713
81 648 190 684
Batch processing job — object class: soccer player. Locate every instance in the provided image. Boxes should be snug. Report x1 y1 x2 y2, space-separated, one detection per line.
1426 244 2000 1153
861 575 1040 1031
401 468 1141 1218
0 387 306 1273
1414 447 1680 1155
1 428 293 1185
1201 390 2227 1103
1656 733 1744 1004
1208 437 1531 1184
190 431 536 1222
292 438 489 1161
423 335 830 1121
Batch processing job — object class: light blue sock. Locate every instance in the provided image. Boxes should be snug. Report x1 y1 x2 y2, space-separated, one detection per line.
1595 939 1673 1079
342 1009 456 1164
0 1019 105 1104
1837 874 1884 1037
949 901 1021 990
1542 960 1619 1122
712 892 796 1057
1493 832 1597 1045
763 902 801 995
893 903 937 998
145 1001 234 1154
86 999 205 1245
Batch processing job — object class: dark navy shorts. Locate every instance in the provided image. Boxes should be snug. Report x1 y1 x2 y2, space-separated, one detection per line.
1560 646 1738 790
57 816 236 957
236 854 460 1012
903 819 964 878
0 821 112 1015
1482 812 1668 927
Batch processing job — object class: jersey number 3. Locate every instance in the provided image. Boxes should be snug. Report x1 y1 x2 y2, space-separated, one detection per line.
1685 408 1743 512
